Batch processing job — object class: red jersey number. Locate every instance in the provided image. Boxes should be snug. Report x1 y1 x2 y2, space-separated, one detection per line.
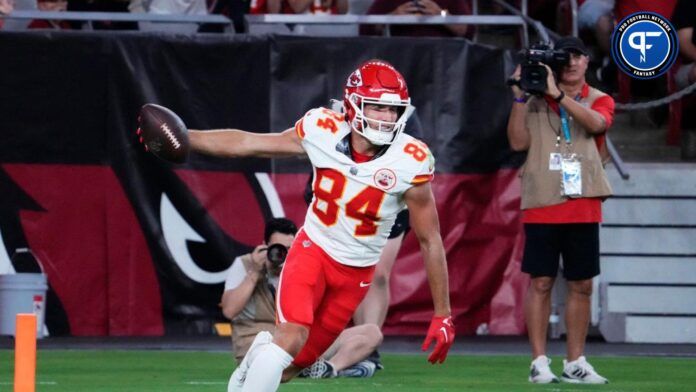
404 143 427 162
315 109 345 134
313 168 386 236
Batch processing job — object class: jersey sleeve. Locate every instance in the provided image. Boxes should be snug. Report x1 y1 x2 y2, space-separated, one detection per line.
295 107 346 143
294 109 313 140
409 140 436 185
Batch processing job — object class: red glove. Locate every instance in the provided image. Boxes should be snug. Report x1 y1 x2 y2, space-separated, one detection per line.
421 316 455 364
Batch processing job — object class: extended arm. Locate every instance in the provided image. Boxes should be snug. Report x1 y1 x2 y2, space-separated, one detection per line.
405 182 455 364
556 96 607 134
404 182 450 317
221 270 261 320
189 127 305 159
544 65 608 134
221 248 267 319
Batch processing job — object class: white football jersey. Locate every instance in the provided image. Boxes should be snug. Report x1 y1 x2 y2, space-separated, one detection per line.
296 107 435 267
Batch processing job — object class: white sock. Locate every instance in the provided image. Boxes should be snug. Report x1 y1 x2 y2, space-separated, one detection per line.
228 331 273 392
241 343 293 392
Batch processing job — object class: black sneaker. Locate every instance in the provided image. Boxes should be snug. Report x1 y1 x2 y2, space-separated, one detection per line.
298 359 336 379
366 349 384 370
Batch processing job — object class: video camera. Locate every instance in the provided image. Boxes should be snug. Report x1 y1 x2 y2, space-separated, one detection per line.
510 43 570 96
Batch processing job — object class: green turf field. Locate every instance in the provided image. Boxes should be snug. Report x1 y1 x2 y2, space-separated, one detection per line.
1 350 694 391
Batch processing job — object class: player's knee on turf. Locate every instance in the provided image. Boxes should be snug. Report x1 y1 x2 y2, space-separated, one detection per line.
274 322 310 357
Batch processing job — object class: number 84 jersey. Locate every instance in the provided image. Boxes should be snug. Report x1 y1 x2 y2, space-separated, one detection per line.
296 107 435 267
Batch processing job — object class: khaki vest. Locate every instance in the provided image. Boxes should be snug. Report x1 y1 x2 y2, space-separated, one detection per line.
230 254 277 364
521 86 613 210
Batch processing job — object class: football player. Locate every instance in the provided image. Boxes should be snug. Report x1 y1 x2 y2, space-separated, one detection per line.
187 59 454 391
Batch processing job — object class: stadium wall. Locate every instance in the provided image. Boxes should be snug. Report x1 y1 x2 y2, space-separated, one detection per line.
0 32 528 336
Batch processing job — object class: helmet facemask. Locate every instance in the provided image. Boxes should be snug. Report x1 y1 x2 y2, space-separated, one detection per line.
346 92 414 146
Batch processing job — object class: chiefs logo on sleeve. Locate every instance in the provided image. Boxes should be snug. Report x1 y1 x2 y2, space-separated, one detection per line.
373 168 397 190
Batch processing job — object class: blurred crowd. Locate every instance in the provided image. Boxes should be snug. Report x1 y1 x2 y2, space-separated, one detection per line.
1 0 694 122
0 0 473 34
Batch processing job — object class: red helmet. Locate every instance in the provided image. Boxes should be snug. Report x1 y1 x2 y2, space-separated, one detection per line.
343 60 414 145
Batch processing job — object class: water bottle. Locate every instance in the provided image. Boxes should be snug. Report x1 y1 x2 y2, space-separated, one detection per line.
549 304 560 339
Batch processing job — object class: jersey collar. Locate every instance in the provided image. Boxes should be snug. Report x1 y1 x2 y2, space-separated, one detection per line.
336 133 390 162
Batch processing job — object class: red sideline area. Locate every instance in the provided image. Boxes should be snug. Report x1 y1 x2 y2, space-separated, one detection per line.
3 164 527 336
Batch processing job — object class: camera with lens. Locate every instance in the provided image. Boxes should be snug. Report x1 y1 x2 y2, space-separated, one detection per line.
266 243 288 267
512 43 570 96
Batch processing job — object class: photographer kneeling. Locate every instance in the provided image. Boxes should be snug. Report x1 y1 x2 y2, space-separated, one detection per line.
507 36 614 384
222 218 297 364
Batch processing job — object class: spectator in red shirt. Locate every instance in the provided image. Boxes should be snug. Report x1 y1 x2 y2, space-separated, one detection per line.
507 36 614 385
249 0 347 14
67 0 136 30
36 0 76 29
614 0 677 22
248 0 348 36
360 0 470 37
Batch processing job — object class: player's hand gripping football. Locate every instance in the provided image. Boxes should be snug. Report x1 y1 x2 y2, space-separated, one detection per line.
421 315 455 364
136 103 190 163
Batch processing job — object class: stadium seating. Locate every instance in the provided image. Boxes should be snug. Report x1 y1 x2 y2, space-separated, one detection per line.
599 164 696 343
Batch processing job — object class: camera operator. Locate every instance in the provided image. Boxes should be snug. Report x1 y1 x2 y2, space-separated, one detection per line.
222 218 297 364
507 36 614 384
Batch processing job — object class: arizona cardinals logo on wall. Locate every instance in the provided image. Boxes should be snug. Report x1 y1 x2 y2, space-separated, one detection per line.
0 168 42 275
348 70 363 87
0 166 73 336
1 32 531 338
373 168 397 190
159 172 286 285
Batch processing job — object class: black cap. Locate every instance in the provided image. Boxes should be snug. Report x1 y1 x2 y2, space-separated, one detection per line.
554 36 588 55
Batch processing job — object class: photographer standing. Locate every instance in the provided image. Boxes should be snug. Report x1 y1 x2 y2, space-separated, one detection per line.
507 36 614 384
222 218 297 364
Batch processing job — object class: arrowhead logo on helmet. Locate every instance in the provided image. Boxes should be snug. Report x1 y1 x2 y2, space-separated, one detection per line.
348 70 363 87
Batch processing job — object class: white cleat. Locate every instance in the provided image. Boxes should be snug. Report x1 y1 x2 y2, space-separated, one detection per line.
561 356 609 384
528 355 560 384
228 331 273 392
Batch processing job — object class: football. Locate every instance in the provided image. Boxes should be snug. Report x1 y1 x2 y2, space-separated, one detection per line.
137 103 190 163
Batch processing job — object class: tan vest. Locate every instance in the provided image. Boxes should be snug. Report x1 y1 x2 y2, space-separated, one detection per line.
230 254 277 364
521 86 613 210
